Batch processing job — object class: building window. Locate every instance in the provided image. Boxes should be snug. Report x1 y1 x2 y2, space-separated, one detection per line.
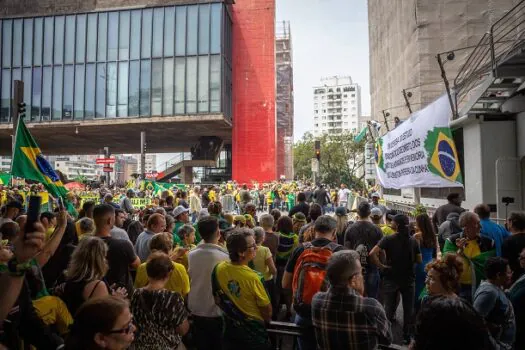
315 110 318 114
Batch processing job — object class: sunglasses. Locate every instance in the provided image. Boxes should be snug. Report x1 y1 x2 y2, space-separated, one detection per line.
108 318 134 335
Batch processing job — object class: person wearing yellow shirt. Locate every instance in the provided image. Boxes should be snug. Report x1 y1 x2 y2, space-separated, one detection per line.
134 232 190 297
380 210 397 236
212 229 272 349
209 187 217 203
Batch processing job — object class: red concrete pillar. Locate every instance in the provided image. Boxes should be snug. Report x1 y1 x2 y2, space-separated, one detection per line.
231 0 277 183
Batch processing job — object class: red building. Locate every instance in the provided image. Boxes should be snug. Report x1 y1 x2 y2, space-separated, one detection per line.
231 0 277 184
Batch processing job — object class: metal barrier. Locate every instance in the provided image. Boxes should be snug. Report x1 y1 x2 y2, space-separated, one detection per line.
267 321 302 350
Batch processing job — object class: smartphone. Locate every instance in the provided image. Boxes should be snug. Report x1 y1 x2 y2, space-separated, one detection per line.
26 196 42 238
57 197 65 211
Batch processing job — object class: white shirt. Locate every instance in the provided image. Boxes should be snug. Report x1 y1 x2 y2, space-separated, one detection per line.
338 188 351 203
188 243 229 317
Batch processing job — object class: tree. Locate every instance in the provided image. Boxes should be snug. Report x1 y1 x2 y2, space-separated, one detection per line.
293 131 367 189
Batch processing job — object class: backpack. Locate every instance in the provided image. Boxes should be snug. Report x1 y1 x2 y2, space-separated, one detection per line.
292 241 339 317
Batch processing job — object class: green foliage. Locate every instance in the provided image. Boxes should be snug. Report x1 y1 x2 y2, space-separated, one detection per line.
411 204 428 217
293 131 367 189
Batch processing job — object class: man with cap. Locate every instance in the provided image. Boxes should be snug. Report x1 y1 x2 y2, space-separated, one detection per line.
172 205 190 247
0 201 23 228
103 193 120 209
119 189 136 215
370 192 388 216
370 207 383 226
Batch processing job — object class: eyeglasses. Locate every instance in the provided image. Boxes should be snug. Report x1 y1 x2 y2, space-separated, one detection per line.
108 318 134 335
247 243 257 250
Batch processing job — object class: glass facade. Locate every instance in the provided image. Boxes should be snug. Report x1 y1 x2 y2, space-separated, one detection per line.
0 3 232 123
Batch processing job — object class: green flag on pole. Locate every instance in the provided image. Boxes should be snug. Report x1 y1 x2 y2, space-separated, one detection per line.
11 120 76 215
354 127 368 143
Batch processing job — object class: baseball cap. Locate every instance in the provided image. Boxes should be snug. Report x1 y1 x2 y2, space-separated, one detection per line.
392 214 409 227
385 209 398 221
172 205 190 218
370 207 383 218
371 192 381 198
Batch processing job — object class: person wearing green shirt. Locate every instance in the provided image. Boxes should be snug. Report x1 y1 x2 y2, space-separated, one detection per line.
172 206 190 247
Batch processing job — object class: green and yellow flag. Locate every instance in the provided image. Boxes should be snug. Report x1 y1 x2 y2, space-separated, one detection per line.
11 120 76 216
354 127 368 143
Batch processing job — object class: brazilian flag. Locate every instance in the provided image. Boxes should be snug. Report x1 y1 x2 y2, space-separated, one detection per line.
354 127 368 143
375 138 384 172
424 127 463 184
11 120 76 215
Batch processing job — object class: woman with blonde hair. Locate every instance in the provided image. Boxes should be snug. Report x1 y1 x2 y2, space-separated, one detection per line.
55 236 126 316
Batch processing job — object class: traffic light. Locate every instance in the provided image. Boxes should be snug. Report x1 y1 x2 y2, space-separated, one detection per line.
314 140 321 161
17 102 26 117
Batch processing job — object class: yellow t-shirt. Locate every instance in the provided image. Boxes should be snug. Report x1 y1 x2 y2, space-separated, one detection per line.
209 190 216 202
215 261 270 321
252 245 273 281
45 227 56 241
134 261 190 296
380 225 395 236
459 239 481 285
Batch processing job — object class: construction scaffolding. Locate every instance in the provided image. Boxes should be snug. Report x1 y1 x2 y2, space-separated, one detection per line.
276 21 294 180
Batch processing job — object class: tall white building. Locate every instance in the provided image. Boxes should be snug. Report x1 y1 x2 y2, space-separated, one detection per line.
313 76 362 137
52 156 102 181
131 154 157 174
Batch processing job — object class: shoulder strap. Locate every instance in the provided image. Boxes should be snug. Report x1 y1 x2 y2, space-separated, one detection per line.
88 280 104 299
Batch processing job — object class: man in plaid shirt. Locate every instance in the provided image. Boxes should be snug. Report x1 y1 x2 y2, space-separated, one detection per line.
312 250 392 349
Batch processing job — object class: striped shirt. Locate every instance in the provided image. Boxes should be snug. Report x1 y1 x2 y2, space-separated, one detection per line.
276 232 298 266
312 286 392 350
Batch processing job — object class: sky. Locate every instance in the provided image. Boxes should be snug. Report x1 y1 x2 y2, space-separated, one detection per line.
158 0 370 166
277 0 371 141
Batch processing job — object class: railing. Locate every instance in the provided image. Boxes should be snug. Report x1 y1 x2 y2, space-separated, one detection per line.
453 0 525 115
156 152 187 175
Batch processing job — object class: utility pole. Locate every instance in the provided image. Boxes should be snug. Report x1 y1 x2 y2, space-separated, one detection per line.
140 131 146 180
402 89 413 114
11 80 24 147
381 110 390 132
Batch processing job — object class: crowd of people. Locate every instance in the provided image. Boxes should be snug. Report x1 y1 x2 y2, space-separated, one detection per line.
1 182 525 350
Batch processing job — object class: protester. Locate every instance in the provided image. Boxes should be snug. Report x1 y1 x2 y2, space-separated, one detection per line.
55 236 119 316
313 184 331 213
299 203 323 243
289 192 310 218
275 215 298 319
437 212 462 250
443 211 495 302
188 216 229 350
344 202 383 299
380 209 396 236
252 227 277 311
212 229 272 350
473 257 515 348
474 204 509 257
0 220 64 349
292 212 307 236
119 189 136 215
134 232 189 296
0 200 22 227
260 213 278 259
370 207 383 225
370 214 421 343
78 200 95 219
130 253 189 349
369 192 387 215
508 247 525 349
110 209 130 241
432 192 465 231
334 206 351 245
134 213 167 262
93 204 140 293
336 184 351 209
413 213 439 304
502 211 525 283
65 296 135 350
312 250 392 349
424 253 464 297
172 205 190 246
283 215 345 350
411 295 496 350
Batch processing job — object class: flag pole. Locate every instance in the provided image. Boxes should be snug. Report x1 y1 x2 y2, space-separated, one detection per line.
10 80 24 177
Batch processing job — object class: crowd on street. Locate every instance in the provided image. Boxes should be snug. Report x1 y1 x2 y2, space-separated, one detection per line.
1 181 525 350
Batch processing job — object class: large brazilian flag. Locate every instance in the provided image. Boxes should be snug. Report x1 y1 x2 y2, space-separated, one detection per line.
11 120 76 215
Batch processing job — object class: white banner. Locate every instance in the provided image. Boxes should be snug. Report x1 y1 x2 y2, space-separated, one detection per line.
375 95 463 189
